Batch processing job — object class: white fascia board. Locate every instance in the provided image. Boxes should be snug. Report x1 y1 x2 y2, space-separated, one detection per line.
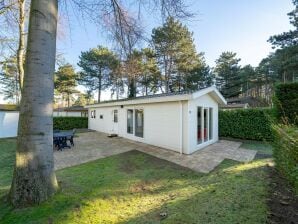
85 94 191 108
191 86 227 105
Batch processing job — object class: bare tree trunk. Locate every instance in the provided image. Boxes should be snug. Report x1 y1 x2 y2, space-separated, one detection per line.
17 0 26 92
10 0 58 208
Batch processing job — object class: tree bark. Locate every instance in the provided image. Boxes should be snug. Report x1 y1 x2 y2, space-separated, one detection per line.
17 0 26 93
9 0 58 208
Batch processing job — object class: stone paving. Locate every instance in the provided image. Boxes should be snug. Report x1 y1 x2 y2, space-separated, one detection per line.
54 131 257 173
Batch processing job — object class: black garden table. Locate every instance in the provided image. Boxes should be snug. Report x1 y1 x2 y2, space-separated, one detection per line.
53 130 75 151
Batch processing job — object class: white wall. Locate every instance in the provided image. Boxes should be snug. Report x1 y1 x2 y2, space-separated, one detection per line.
0 111 86 138
0 111 19 138
88 94 220 154
89 101 188 153
89 107 116 134
188 94 219 154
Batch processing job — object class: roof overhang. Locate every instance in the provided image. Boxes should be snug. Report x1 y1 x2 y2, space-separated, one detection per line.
191 86 227 105
85 94 191 108
85 86 226 109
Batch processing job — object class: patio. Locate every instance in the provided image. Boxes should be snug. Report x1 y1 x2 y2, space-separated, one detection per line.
54 131 257 173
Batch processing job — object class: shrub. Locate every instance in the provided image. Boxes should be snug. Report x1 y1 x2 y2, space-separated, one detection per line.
272 125 298 192
53 117 88 130
219 108 273 141
274 82 298 125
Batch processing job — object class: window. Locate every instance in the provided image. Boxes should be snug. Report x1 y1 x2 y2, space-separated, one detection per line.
113 110 118 123
127 109 133 134
91 110 96 118
135 109 144 137
100 115 103 119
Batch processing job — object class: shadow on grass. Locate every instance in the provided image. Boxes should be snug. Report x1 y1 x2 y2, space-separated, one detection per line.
0 149 270 224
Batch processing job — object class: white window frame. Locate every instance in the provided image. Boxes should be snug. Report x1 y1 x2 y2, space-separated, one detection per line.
197 106 213 145
126 107 144 138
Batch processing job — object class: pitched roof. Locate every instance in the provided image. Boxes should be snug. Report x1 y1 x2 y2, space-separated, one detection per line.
85 86 226 108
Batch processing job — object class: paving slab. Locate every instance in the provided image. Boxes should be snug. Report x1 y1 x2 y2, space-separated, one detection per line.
54 132 257 173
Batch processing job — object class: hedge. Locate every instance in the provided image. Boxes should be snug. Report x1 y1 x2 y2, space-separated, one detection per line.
274 82 298 125
219 108 274 141
53 117 88 130
272 125 298 192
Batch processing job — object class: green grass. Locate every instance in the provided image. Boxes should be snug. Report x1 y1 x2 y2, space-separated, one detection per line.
241 141 273 155
0 138 271 224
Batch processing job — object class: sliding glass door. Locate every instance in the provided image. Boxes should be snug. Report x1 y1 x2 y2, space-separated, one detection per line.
127 108 144 138
197 107 213 144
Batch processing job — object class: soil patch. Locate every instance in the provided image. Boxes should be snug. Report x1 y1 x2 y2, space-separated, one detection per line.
267 167 298 224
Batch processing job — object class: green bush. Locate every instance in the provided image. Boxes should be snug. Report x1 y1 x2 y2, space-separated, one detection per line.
53 117 88 130
219 109 273 141
272 125 298 192
274 82 298 125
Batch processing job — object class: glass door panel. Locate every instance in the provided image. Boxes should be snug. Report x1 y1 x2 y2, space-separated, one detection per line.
197 107 202 144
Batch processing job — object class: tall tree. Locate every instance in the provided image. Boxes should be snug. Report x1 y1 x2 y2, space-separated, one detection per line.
138 48 162 95
152 17 198 93
186 53 214 91
77 46 119 102
9 0 191 207
0 56 20 104
122 49 143 98
269 0 298 48
9 0 58 207
0 0 29 92
73 92 94 106
239 65 257 97
214 52 241 98
54 64 78 107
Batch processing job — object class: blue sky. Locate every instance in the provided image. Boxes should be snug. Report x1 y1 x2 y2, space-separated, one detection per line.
0 0 294 103
58 0 294 68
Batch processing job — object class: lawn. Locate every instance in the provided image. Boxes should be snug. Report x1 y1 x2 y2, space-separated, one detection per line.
240 141 273 156
0 138 271 224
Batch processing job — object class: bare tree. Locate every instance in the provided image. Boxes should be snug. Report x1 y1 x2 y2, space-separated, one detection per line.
9 0 192 207
0 0 29 92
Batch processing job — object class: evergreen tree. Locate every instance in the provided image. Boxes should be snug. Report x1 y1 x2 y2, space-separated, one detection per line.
152 17 198 93
267 0 298 83
77 46 119 102
138 48 162 95
214 52 241 98
269 0 298 48
54 64 78 107
186 53 214 91
73 92 94 106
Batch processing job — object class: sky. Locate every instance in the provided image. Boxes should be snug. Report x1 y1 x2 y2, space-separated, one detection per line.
0 0 295 103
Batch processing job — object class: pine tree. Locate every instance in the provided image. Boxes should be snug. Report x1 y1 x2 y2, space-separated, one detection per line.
214 52 241 98
138 48 162 95
269 0 298 48
54 64 78 108
186 53 214 91
152 17 199 93
77 46 119 102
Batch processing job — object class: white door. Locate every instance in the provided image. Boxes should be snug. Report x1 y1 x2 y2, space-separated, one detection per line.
112 109 119 134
